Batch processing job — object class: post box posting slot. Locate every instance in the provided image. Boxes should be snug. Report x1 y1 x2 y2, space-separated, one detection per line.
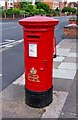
27 35 40 39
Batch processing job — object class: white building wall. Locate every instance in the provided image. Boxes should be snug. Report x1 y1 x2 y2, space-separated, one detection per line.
53 1 59 9
7 0 14 9
0 0 5 7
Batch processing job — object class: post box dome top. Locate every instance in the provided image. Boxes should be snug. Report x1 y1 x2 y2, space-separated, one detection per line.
19 16 59 28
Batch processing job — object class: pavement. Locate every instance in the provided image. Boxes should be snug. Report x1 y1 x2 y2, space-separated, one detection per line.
0 38 77 119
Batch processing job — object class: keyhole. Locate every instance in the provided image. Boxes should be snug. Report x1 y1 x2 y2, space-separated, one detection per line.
43 60 47 64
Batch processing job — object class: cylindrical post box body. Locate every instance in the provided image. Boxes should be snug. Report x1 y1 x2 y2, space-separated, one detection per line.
53 37 57 58
19 16 59 108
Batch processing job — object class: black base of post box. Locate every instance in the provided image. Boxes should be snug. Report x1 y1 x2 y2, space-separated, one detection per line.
25 86 53 108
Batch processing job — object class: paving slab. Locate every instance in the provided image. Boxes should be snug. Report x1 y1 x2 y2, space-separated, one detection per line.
62 104 76 114
60 111 77 118
2 99 41 118
58 62 77 70
59 45 73 49
70 48 76 52
41 91 68 118
1 84 68 118
53 68 76 79
71 48 76 51
2 84 25 102
53 61 61 69
18 78 25 86
59 79 76 119
67 53 78 57
0 99 2 120
63 57 76 63
12 76 23 85
58 39 72 45
74 70 78 81
53 56 65 62
57 48 71 57
53 78 74 92
64 81 76 106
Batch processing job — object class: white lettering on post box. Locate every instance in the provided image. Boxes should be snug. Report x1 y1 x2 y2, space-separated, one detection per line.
29 44 37 57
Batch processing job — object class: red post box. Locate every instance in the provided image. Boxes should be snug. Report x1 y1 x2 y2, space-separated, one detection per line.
53 36 57 58
19 16 59 108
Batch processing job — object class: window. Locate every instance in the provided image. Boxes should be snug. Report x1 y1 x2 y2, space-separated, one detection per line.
10 3 13 6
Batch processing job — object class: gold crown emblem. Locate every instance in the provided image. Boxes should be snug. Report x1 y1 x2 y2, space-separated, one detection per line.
30 67 37 75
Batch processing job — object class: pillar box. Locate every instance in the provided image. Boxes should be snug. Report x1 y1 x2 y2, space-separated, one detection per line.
19 16 59 108
53 37 57 58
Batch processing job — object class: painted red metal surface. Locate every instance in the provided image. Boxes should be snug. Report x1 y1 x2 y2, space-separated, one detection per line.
53 37 56 57
19 16 59 92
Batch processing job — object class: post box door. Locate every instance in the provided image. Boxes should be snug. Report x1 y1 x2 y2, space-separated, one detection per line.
25 42 48 92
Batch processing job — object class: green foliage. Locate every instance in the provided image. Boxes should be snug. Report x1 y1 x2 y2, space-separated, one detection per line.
37 2 50 12
46 9 54 16
71 8 76 14
25 11 29 16
20 10 25 15
62 7 76 14
22 4 34 12
46 9 59 16
0 9 2 17
20 3 40 16
62 7 68 12
20 10 29 17
55 7 60 16
27 4 33 10
19 2 59 17
55 7 59 12
52 10 58 16
35 9 40 15
7 9 13 15
1 10 6 17
20 2 28 9
32 8 39 15
46 9 52 16
2 2 65 18
13 8 20 15
6 8 20 16
39 9 45 14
